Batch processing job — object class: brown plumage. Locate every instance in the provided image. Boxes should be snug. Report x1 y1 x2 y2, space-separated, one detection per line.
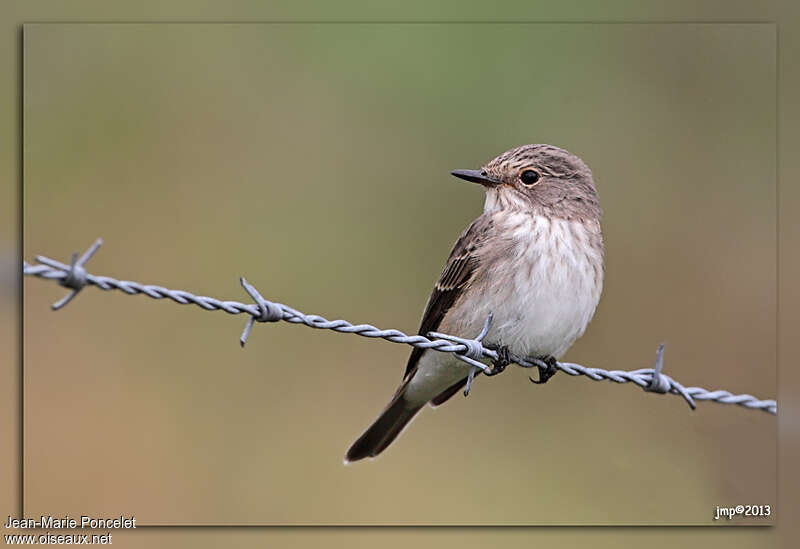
345 144 603 463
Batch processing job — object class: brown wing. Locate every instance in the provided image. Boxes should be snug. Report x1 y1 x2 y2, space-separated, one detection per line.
403 215 493 381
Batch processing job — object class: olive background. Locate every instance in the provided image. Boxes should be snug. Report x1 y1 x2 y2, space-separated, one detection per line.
20 21 776 524
2 2 798 548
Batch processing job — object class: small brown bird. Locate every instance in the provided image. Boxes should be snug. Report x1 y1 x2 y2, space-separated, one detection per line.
345 144 604 463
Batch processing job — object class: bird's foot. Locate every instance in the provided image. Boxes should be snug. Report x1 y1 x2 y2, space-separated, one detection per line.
485 344 511 377
529 356 558 384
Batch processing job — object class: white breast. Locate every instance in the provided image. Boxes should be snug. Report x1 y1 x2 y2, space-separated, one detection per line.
457 213 603 359
405 213 603 405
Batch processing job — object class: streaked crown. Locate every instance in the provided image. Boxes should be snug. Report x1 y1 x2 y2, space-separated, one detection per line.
482 144 600 220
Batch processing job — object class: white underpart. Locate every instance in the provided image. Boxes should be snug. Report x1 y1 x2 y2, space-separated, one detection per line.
477 213 602 357
406 207 603 405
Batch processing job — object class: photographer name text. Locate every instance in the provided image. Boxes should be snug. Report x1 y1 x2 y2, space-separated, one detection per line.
5 515 136 529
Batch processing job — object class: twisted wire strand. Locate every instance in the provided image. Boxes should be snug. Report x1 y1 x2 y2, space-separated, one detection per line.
22 239 777 416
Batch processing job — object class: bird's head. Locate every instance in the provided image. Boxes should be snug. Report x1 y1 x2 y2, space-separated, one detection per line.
451 144 600 220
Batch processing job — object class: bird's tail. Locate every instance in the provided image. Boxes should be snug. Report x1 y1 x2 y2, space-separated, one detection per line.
345 386 423 463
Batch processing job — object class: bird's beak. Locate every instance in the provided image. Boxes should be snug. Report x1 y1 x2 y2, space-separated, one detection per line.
450 169 501 187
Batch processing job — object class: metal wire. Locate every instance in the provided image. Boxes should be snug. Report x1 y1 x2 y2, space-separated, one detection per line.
23 238 777 416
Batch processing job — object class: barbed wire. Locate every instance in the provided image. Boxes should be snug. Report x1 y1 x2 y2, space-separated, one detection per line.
23 238 777 415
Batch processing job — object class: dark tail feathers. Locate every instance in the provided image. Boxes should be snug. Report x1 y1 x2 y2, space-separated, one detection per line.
345 392 423 463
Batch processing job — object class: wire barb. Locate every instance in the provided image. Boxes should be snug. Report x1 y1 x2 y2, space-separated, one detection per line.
35 237 102 310
239 277 284 347
23 239 777 416
642 343 696 410
429 312 493 397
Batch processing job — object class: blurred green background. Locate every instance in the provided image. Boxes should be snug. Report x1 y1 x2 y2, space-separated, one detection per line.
20 23 776 526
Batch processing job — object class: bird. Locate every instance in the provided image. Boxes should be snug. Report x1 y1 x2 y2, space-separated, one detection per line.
344 144 604 463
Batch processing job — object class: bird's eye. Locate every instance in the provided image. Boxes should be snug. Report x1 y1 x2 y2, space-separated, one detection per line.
519 169 541 186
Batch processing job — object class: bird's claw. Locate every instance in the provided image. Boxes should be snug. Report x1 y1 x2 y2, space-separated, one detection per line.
485 345 511 377
529 356 558 384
